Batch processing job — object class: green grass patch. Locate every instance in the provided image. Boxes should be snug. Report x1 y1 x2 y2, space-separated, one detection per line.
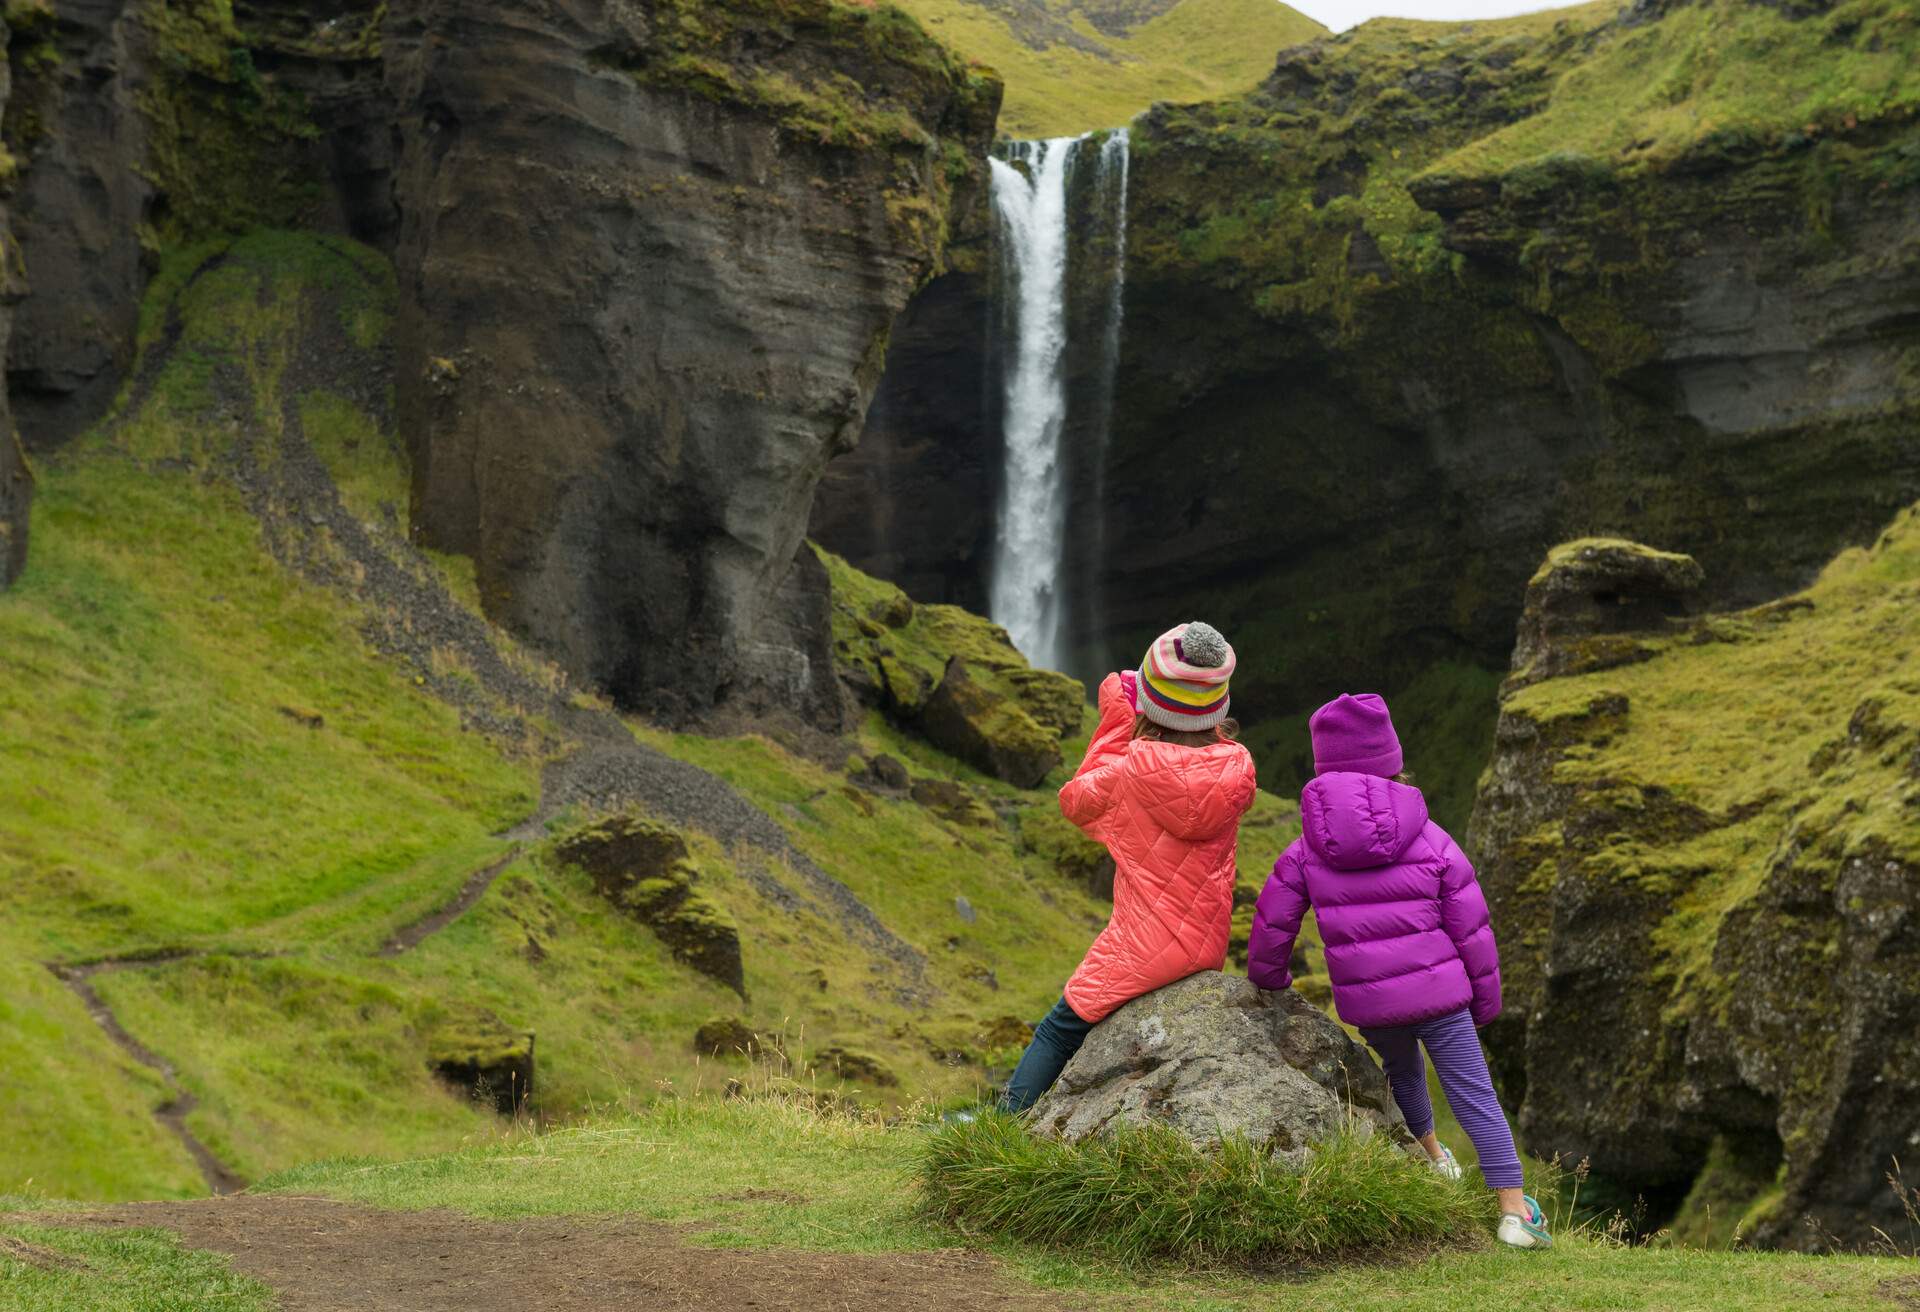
918 1112 1492 1264
892 0 1325 136
0 1224 271 1312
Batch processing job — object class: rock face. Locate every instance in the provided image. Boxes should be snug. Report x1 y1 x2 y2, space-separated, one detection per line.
3 0 374 450
3 0 153 449
1029 971 1410 1164
838 3 1920 825
386 0 999 730
1469 511 1920 1250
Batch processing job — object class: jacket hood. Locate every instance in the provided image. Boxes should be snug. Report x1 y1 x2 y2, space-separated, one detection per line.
1300 773 1429 869
1125 739 1255 841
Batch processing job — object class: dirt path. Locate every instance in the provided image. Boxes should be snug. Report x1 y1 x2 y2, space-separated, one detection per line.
75 1196 1082 1312
48 958 249 1195
379 849 525 957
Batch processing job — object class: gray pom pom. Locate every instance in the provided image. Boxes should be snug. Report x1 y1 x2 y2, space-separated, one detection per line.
1182 621 1229 668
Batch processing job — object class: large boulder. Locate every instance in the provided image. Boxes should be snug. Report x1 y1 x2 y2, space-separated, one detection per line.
1028 971 1411 1165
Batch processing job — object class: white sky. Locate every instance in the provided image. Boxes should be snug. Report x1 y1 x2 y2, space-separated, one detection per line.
1287 0 1586 31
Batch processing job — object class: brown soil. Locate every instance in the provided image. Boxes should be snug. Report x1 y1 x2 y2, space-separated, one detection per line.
77 1196 1086 1311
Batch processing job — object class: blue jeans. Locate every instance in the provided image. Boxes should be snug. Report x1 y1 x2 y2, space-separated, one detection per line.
999 996 1094 1112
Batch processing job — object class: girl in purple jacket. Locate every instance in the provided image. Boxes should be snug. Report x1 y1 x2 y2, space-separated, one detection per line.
1247 693 1551 1250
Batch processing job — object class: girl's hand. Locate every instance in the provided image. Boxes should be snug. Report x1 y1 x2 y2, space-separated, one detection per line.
1118 669 1138 709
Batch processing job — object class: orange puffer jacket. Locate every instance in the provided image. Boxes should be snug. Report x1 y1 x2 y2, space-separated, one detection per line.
1059 673 1257 1022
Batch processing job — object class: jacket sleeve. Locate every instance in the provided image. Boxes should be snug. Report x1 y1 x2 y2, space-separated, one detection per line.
1057 673 1134 842
1246 846 1309 992
1436 828 1502 1027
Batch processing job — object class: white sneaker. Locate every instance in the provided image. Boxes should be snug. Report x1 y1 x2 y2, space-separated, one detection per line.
1428 1143 1463 1181
1497 1195 1554 1249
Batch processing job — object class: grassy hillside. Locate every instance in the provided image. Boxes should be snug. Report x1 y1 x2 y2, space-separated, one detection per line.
894 0 1326 135
0 228 1309 1203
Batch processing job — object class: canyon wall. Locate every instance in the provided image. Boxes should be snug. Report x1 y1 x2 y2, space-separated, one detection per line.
1470 519 1920 1250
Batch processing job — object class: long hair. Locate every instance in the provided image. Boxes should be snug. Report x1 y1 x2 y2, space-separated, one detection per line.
1132 715 1240 748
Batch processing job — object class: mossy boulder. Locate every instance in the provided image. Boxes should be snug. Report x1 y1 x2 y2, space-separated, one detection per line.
554 814 745 997
918 657 1064 788
814 1045 898 1087
818 545 1085 785
426 1020 534 1115
1506 539 1704 691
1468 505 1920 1250
693 1016 780 1061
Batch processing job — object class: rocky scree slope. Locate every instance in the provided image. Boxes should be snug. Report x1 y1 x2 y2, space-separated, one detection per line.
1469 508 1920 1251
825 0 1920 826
0 0 998 736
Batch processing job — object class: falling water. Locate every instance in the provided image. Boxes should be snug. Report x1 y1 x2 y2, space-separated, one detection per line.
987 138 1076 671
986 129 1131 674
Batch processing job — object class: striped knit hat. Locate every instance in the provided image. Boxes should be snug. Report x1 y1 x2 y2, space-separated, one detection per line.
1135 621 1236 732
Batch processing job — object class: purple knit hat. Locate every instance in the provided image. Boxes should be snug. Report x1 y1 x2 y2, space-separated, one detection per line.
1309 693 1403 777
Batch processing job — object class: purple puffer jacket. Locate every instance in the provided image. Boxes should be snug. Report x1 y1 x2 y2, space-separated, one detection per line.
1246 772 1500 1029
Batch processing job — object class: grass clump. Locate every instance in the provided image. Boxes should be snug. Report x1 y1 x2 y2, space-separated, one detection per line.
918 1112 1490 1265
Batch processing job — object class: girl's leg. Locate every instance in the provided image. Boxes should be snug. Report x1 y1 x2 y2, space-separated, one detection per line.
999 997 1095 1112
1360 1024 1436 1143
1416 1009 1525 1207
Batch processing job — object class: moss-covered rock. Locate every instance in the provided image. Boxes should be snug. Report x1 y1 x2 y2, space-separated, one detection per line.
1507 538 1704 691
553 815 746 998
819 544 1085 785
426 1020 534 1115
1017 803 1114 897
1469 504 1920 1250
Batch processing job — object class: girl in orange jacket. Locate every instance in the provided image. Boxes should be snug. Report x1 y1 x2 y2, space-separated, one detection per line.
1000 621 1256 1111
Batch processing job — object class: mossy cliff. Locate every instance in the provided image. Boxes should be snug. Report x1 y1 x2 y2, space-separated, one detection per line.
1 0 999 732
833 0 1920 827
1468 505 1920 1250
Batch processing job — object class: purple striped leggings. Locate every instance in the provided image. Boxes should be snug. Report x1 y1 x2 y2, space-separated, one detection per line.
1359 1008 1524 1189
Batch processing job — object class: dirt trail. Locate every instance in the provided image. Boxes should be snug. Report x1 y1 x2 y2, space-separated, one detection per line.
379 849 525 957
48 959 249 1196
75 1196 1085 1312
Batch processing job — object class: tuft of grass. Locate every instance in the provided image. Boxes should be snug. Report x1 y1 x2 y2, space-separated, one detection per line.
917 1111 1493 1265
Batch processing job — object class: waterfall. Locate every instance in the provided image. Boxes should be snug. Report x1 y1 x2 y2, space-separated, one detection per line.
986 129 1131 675
987 138 1076 672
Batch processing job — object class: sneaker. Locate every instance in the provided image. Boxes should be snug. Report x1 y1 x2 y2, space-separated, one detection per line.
1497 1195 1553 1250
1428 1143 1463 1182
